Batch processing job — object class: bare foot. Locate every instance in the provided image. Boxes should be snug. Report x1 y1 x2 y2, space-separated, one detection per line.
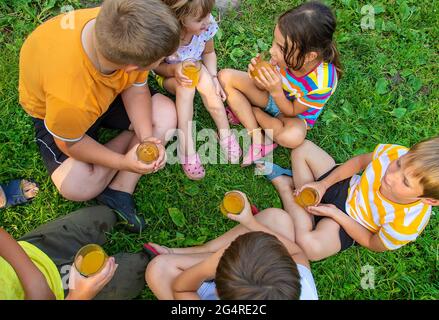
0 187 5 208
255 162 294 191
21 180 39 199
0 179 38 208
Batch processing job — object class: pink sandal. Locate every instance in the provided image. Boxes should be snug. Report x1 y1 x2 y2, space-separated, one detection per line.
241 143 278 167
225 106 241 125
218 132 242 164
180 153 205 180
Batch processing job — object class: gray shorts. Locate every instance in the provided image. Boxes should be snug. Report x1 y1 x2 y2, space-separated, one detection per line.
19 206 149 300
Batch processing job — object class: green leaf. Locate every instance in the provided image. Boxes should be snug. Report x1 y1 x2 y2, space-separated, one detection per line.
215 28 223 41
391 108 407 119
183 182 200 196
168 208 186 227
400 2 411 20
374 5 385 14
408 77 422 92
257 39 268 51
183 235 208 246
375 78 389 95
355 126 369 135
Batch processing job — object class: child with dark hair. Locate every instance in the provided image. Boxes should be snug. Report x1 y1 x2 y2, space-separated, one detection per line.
145 192 318 300
219 1 341 166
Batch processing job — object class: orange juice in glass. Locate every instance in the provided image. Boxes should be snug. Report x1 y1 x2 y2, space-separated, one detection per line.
136 141 159 164
220 191 245 216
182 59 202 88
74 244 108 277
250 52 275 79
294 187 319 208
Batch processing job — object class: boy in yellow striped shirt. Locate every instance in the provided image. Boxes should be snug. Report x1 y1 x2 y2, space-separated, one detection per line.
268 136 438 260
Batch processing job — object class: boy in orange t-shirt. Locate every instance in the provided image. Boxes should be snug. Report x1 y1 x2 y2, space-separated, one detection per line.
19 0 180 233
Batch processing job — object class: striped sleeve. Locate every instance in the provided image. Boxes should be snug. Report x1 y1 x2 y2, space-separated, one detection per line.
297 87 333 110
378 206 432 250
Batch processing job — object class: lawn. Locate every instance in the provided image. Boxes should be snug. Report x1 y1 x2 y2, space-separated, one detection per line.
0 0 438 300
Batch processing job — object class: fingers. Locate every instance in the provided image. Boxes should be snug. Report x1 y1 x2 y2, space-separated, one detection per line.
148 242 171 254
220 89 227 102
92 257 116 285
227 213 239 222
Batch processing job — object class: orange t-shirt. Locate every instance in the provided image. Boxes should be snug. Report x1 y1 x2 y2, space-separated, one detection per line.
19 7 148 141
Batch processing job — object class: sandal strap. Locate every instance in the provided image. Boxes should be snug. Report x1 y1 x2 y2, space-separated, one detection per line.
1 179 34 208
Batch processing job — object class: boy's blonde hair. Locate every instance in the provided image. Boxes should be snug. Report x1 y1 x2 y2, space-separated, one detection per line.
95 0 180 67
405 136 439 200
162 0 215 26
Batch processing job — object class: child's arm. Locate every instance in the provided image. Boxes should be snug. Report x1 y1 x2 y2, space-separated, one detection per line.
253 67 308 117
154 62 177 78
232 213 309 267
307 204 388 252
121 85 156 142
298 152 373 203
0 228 55 300
202 39 226 100
154 62 193 87
55 135 156 174
226 192 305 260
172 249 224 300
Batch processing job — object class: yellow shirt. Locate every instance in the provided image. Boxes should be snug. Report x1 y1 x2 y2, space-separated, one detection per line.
346 144 432 250
0 241 64 300
19 7 148 141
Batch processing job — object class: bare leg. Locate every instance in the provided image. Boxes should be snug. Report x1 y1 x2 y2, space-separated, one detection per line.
272 140 343 260
255 111 307 149
145 253 210 300
174 85 197 157
0 180 39 207
197 66 231 138
51 94 177 201
219 69 269 145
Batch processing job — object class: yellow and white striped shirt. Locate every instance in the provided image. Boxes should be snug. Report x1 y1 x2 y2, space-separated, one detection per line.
345 144 432 250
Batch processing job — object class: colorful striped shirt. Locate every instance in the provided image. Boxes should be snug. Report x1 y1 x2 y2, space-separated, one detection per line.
277 62 338 128
345 144 432 250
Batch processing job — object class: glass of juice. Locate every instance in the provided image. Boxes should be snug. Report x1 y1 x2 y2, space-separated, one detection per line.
250 51 274 79
182 59 202 88
220 191 245 216
136 141 160 164
74 244 108 277
294 187 320 208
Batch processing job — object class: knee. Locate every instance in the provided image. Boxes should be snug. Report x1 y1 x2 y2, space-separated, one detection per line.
276 127 306 149
145 255 168 286
256 208 294 228
218 69 234 89
58 184 102 202
291 139 312 159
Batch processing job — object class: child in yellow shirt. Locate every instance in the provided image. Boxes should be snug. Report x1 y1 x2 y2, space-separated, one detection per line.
263 136 439 260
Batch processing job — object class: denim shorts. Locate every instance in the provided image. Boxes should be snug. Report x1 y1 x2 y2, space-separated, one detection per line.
264 95 281 117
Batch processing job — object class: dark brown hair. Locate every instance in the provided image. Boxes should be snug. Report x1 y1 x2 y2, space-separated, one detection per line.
405 135 439 200
278 1 343 77
95 0 180 67
215 231 301 300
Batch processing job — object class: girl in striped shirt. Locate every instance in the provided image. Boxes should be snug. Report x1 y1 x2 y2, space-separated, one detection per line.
219 2 341 166
268 136 439 260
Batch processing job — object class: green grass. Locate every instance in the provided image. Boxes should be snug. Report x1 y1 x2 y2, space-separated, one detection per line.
1 0 438 300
